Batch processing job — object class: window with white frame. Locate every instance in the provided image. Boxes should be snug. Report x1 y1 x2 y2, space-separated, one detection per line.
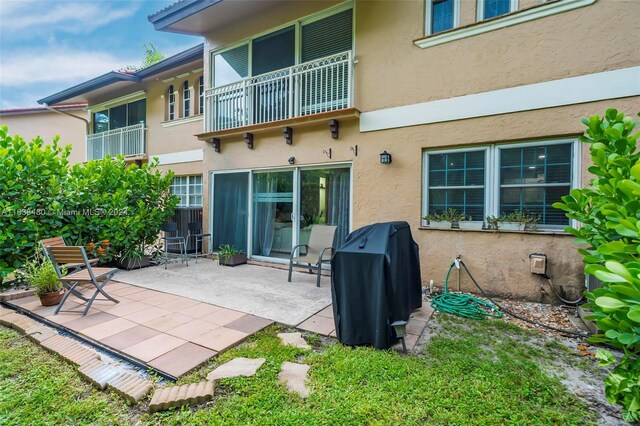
198 76 204 115
167 85 176 120
478 0 517 20
423 140 576 229
182 80 191 118
426 0 459 35
170 175 203 207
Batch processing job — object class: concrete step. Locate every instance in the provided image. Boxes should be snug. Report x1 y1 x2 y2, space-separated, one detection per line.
40 334 100 366
108 372 153 404
149 381 214 413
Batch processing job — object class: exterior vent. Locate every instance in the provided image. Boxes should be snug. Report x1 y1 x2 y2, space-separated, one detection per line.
585 274 602 292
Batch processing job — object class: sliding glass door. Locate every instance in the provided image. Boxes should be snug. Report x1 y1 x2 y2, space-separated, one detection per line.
212 166 350 263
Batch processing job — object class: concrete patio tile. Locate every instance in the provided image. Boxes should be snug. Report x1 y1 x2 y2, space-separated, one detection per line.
100 325 161 351
103 301 153 317
191 327 248 352
406 319 427 336
225 315 273 334
143 313 194 332
157 296 201 312
143 292 180 307
48 311 86 325
6 295 39 307
204 308 246 326
81 318 138 341
410 305 435 322
149 381 214 412
29 304 61 317
78 359 121 390
63 311 119 331
108 371 154 404
277 332 311 350
148 343 217 378
278 362 310 398
109 285 147 297
180 302 224 319
165 319 220 341
206 357 265 381
11 298 43 312
125 289 161 302
297 315 335 336
315 305 334 319
123 333 187 362
123 306 172 324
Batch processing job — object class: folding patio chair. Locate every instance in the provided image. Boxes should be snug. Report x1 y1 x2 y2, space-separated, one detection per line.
159 222 189 269
288 224 337 287
187 222 212 263
39 236 99 269
47 246 119 316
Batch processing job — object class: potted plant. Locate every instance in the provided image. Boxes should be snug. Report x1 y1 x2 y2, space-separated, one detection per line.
425 208 465 229
485 215 500 230
458 215 484 230
22 256 64 306
218 244 247 267
498 210 540 231
117 247 152 270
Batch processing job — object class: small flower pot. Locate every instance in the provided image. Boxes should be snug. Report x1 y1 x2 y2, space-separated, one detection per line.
219 253 247 267
499 222 526 231
429 220 452 229
38 289 64 306
458 221 484 230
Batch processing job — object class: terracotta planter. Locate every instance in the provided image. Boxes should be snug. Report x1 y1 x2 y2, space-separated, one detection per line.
219 253 247 267
38 289 64 306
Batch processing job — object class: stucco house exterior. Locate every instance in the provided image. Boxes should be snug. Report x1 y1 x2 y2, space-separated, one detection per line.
41 0 639 302
0 104 88 164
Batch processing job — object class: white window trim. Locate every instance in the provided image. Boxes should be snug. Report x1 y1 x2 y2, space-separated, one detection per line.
425 0 460 35
171 175 203 208
416 0 596 48
477 0 518 21
422 139 580 231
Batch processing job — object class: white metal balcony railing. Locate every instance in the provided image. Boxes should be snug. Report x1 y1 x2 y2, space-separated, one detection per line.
86 123 146 161
204 51 353 132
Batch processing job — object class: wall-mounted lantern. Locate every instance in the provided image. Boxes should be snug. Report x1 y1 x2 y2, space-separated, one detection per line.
380 151 392 164
288 156 295 165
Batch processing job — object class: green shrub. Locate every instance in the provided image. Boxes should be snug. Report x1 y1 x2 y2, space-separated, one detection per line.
0 126 178 280
553 109 639 423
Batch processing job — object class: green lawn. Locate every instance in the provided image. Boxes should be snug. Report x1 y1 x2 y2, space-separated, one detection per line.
0 315 594 425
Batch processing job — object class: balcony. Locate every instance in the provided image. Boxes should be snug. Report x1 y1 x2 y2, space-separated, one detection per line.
204 51 353 133
86 123 146 161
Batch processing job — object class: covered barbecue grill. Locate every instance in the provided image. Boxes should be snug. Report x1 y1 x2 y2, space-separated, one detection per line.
331 221 422 349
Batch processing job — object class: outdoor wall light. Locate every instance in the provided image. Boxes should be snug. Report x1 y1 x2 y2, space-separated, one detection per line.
380 151 392 164
288 156 295 165
391 320 408 353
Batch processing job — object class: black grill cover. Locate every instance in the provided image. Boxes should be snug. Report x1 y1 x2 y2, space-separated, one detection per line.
331 221 422 349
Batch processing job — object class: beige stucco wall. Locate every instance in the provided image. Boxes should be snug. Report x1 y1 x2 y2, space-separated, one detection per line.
0 110 87 164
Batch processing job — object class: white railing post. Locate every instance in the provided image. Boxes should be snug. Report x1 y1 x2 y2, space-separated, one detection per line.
347 50 353 108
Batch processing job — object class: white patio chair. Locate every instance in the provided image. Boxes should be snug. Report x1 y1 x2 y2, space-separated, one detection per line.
288 224 337 287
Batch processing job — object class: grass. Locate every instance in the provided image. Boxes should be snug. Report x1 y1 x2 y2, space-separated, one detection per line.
0 314 595 425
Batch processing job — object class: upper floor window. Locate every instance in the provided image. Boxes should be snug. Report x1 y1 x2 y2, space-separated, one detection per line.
211 6 353 87
423 139 576 229
167 85 176 121
426 0 459 35
170 175 203 207
478 0 517 20
182 80 191 118
198 76 204 115
92 98 145 134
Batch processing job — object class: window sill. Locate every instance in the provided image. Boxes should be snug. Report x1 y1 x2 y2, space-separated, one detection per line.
414 0 595 49
161 114 203 128
418 226 571 236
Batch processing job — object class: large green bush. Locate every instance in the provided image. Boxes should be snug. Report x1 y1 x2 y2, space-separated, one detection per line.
553 109 639 423
0 125 178 281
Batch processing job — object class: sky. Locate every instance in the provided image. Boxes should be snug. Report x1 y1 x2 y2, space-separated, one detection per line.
0 0 200 110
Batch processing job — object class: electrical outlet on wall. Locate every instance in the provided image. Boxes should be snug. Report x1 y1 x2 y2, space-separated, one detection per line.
529 253 547 275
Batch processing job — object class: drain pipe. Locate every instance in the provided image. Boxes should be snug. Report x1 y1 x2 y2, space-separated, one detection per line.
43 103 91 134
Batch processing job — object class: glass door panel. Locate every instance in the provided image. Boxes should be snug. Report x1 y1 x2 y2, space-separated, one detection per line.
212 172 249 253
299 168 350 250
252 171 294 259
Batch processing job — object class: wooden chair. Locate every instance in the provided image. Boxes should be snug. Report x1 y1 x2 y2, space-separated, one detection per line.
47 246 119 316
39 236 99 269
288 225 337 287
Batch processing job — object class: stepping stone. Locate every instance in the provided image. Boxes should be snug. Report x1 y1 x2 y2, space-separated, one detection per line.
108 371 154 404
24 324 58 343
278 362 310 398
78 359 122 390
206 357 265 381
277 332 311 350
148 381 214 412
40 334 100 366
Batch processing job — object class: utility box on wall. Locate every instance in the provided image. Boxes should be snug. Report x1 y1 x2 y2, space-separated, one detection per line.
529 253 547 276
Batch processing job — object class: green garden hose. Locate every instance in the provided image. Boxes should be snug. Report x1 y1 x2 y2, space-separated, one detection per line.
430 260 503 320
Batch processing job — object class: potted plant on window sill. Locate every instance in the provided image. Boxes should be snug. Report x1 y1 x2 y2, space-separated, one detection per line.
22 256 64 306
458 215 484 230
496 210 540 231
218 244 247 267
425 208 465 229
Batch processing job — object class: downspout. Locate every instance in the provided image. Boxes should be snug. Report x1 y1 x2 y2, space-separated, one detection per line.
43 103 91 161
